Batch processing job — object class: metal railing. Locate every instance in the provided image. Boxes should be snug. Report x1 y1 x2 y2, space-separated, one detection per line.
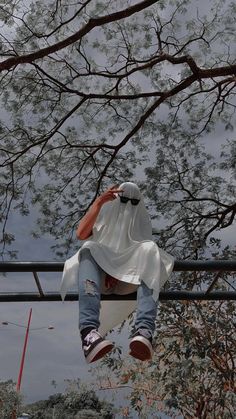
0 260 236 302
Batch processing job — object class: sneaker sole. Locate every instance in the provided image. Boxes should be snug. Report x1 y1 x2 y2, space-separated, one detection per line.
129 336 153 361
86 340 114 364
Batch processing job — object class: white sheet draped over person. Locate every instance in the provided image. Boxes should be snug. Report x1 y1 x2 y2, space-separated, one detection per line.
60 182 175 363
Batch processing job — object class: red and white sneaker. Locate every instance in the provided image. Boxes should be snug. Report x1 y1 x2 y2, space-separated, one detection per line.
82 329 114 364
129 329 153 361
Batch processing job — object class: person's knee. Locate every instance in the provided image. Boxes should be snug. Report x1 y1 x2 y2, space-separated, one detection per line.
139 281 153 296
80 247 92 261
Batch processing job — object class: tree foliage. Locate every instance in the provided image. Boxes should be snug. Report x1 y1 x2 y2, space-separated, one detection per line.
0 378 114 419
96 292 236 418
0 0 235 258
0 379 22 419
24 382 114 418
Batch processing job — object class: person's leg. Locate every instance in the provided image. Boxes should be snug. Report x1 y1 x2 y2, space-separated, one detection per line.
78 248 114 363
129 281 159 361
135 281 159 334
78 247 104 332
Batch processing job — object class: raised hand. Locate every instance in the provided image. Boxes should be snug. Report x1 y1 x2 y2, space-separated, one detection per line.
77 185 123 240
97 185 124 206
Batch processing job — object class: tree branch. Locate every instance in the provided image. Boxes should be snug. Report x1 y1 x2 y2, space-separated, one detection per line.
0 0 159 72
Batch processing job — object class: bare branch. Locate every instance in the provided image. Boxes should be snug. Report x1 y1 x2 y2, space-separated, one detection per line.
0 0 159 72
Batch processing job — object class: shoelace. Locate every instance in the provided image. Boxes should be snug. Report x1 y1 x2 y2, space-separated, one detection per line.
84 329 101 345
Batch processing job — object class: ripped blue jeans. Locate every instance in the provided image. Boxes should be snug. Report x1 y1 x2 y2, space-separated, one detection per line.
78 248 159 335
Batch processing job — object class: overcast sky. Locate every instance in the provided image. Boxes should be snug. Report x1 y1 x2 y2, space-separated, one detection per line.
0 0 235 414
0 300 135 406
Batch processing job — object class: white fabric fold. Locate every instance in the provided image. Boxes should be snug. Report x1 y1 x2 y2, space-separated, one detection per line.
60 182 175 334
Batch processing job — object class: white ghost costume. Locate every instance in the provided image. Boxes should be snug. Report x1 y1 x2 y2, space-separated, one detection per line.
60 182 175 334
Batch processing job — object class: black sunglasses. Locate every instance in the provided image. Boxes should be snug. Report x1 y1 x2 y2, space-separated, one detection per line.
119 196 140 206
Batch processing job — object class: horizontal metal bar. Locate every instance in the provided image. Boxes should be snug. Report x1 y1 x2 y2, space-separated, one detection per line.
0 291 235 302
174 260 236 271
0 260 236 272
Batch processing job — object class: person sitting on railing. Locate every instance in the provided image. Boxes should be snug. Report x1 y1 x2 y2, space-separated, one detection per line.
60 182 174 363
